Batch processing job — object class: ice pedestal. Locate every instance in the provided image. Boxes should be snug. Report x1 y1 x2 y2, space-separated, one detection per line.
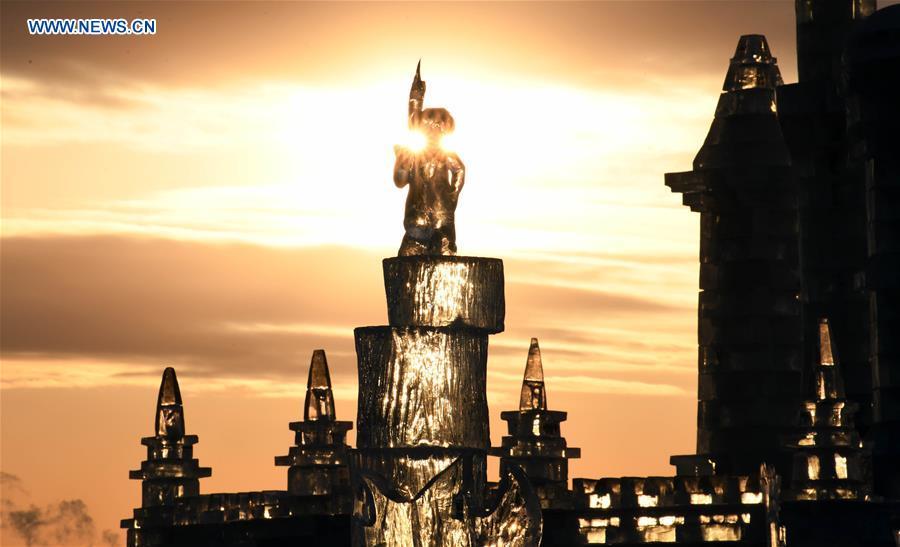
382 256 505 333
356 326 489 449
352 256 541 546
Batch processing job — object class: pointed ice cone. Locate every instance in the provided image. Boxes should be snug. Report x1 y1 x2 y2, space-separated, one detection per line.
723 34 784 91
305 349 336 421
818 318 836 366
732 34 772 64
523 338 545 383
155 367 185 439
307 349 333 390
692 33 791 171
519 338 548 411
813 318 846 401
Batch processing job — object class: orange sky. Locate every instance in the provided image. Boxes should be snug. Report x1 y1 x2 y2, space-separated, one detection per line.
3 1 895 545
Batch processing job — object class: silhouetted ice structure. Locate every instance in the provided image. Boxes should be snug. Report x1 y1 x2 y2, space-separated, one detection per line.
122 4 900 544
667 33 803 481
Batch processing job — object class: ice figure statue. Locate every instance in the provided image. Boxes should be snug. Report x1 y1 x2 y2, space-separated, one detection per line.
394 62 465 256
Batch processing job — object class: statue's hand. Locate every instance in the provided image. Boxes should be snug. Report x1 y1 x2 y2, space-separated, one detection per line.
410 74 426 102
394 145 416 164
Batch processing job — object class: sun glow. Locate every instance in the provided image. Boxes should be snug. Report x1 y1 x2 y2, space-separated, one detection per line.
2 72 709 257
402 130 428 153
398 130 459 154
439 132 459 153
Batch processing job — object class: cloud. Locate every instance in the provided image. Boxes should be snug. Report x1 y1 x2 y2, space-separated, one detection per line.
1 2 797 92
0 72 709 264
0 236 384 382
489 370 687 398
1 235 695 396
508 280 681 316
0 473 118 547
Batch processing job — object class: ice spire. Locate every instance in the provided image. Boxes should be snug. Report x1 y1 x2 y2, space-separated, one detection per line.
493 337 580 510
304 349 336 421
155 367 185 438
812 318 845 401
129 367 210 508
276 349 353 505
519 338 547 411
786 317 868 500
723 34 784 91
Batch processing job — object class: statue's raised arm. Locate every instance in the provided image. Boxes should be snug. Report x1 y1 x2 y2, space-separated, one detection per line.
393 62 465 257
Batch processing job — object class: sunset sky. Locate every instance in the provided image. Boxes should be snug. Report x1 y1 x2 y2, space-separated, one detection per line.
3 1 896 544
